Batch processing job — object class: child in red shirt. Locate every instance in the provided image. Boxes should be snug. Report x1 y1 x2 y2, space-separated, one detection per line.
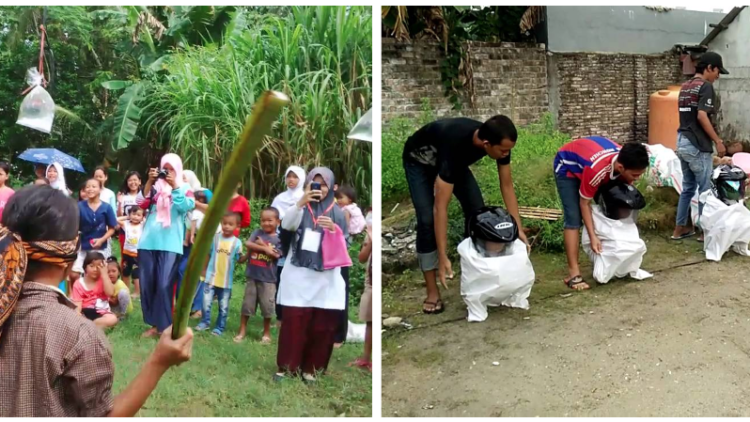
228 184 251 236
71 251 118 329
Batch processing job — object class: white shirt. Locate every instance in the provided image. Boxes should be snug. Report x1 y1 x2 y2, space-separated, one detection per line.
119 193 139 216
99 187 117 213
276 205 346 310
122 221 144 256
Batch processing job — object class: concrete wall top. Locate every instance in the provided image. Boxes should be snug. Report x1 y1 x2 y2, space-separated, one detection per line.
708 8 749 69
547 6 725 54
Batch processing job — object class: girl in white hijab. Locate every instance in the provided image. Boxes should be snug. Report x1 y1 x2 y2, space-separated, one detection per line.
182 170 202 193
271 166 306 220
270 165 306 325
45 163 68 196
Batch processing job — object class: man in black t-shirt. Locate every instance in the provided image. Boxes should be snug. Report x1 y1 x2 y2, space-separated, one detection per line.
402 115 527 314
672 51 728 242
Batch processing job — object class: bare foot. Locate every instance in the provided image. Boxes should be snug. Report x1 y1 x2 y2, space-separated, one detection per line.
190 310 202 319
333 342 343 349
233 334 246 343
261 335 272 344
141 327 158 338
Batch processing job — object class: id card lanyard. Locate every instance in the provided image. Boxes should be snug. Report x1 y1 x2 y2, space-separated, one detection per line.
306 202 336 227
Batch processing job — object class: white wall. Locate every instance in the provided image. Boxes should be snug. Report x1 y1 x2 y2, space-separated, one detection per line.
709 8 750 142
546 6 724 53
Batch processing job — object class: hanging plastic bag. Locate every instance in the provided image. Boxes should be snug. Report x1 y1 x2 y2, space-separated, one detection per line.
346 321 366 343
16 68 55 134
582 205 652 284
458 238 535 322
347 109 372 142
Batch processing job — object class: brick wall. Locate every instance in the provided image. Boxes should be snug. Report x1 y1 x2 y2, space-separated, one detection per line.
551 52 684 142
382 38 684 143
382 39 549 125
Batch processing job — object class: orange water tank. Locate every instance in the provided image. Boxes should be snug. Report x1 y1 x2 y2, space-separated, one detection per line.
648 85 682 150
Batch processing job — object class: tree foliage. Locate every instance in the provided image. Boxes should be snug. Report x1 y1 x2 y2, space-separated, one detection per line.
0 6 372 204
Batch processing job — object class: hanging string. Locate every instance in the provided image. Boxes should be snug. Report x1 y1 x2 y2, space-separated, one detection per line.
20 24 48 96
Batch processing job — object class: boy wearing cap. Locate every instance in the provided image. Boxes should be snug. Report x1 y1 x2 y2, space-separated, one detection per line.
672 51 729 242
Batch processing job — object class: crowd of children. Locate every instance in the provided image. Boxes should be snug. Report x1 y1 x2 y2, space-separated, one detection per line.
5 158 372 361
0 157 373 416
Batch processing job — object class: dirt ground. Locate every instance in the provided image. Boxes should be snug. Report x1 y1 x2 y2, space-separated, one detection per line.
382 234 750 417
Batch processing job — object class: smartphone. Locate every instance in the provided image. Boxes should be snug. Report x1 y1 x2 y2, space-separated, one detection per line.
310 182 322 199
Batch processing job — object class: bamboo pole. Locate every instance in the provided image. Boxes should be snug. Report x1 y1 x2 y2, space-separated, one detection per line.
172 91 289 339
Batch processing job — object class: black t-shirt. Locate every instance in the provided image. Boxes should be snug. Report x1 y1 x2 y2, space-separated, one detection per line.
402 117 511 184
678 77 716 153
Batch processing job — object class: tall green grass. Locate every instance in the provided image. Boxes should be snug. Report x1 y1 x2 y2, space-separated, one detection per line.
141 6 372 205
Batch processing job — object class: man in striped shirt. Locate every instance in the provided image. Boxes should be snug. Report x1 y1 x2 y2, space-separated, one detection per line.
553 137 649 291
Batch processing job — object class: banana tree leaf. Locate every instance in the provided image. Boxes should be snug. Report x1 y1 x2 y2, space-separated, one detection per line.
113 82 143 150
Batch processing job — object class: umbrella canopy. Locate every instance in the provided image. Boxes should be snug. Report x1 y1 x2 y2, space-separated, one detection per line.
17 148 85 173
347 109 372 142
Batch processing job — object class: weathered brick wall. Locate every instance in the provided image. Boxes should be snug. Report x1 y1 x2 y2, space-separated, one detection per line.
550 52 684 142
382 39 548 125
383 38 684 142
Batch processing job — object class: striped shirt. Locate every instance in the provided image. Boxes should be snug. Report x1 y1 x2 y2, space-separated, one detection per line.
553 136 622 200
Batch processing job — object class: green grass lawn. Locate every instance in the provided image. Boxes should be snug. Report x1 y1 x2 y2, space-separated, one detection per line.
103 242 372 417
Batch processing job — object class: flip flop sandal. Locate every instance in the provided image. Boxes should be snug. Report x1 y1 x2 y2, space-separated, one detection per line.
423 300 437 314
434 299 445 314
423 299 446 314
564 275 589 290
348 358 372 372
670 231 696 240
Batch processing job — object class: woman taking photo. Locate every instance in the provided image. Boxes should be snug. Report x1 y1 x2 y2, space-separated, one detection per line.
137 153 195 338
275 167 347 383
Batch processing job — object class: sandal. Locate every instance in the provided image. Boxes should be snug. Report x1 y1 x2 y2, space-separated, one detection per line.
261 336 272 345
671 231 696 240
422 299 445 315
564 275 590 291
233 335 246 343
348 358 373 372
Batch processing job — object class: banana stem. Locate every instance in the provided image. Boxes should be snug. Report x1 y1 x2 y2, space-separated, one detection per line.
172 91 289 339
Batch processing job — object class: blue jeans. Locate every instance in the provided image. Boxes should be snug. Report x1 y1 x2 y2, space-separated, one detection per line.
675 133 713 227
403 157 484 272
200 284 231 334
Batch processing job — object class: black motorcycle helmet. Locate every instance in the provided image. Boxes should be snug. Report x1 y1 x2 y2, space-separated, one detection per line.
595 179 646 220
467 206 519 257
712 164 747 205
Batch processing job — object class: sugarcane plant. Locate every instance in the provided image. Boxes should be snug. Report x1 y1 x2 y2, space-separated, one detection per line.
172 90 289 340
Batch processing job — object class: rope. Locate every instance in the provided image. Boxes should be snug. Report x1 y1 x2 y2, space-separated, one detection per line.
20 24 48 96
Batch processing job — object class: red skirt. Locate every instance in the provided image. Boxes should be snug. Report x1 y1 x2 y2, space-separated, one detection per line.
276 306 339 375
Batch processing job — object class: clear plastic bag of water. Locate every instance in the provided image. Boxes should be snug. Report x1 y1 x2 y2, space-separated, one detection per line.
16 68 55 134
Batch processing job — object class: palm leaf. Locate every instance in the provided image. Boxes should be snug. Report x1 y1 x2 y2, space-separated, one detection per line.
55 105 92 130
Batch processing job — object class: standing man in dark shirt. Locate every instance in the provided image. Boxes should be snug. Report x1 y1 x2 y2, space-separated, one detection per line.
402 115 528 314
672 51 728 241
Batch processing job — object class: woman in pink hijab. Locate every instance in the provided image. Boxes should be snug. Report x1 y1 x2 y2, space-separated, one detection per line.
136 153 196 338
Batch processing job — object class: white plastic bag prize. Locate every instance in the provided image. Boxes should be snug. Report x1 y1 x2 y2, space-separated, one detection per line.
699 190 750 261
581 205 652 284
646 144 683 194
16 68 55 134
458 238 535 322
